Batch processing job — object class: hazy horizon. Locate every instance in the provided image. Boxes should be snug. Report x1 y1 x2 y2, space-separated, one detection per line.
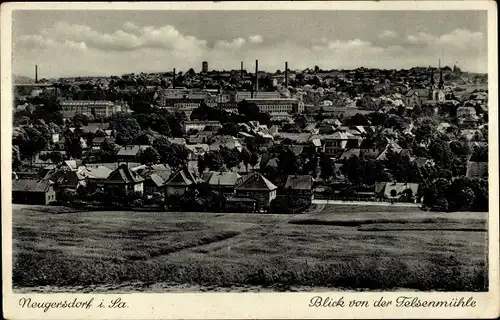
12 10 488 78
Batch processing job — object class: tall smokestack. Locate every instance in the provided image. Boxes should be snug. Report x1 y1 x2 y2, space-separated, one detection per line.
241 61 244 80
255 59 259 93
35 65 38 83
172 68 176 88
285 62 288 88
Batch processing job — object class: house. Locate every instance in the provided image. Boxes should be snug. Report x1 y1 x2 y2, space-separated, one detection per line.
135 164 173 182
167 137 187 146
44 169 86 196
234 173 278 209
104 164 145 196
116 145 150 163
184 120 222 134
374 182 420 202
209 136 243 152
80 165 113 189
201 171 241 194
404 88 429 108
284 175 314 200
164 167 198 197
224 195 257 212
143 173 165 195
185 143 210 161
12 178 56 205
91 136 115 150
376 140 406 161
81 122 111 135
322 132 362 156
33 150 67 167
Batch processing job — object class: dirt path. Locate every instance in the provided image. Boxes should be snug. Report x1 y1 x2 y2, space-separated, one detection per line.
312 199 420 207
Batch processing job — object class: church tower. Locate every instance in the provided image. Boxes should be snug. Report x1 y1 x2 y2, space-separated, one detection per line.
429 66 435 88
438 59 444 89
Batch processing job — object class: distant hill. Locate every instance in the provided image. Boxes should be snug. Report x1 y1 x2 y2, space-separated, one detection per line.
13 75 35 84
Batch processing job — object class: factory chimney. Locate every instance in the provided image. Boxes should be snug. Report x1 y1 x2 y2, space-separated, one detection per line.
285 62 288 88
35 65 38 83
172 68 176 89
240 61 244 80
255 59 259 93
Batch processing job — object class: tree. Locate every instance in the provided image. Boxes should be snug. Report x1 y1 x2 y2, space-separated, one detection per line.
71 113 90 127
139 147 160 165
249 151 259 170
109 113 142 145
17 126 48 164
470 146 488 162
239 148 251 172
384 152 421 182
197 154 207 174
384 114 407 131
152 136 190 168
220 147 240 170
428 137 454 165
48 151 64 164
204 151 224 171
422 178 451 211
12 146 22 170
414 118 438 143
319 154 334 180
348 113 370 126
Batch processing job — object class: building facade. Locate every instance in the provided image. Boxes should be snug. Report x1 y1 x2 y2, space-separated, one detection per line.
184 120 222 134
60 100 129 118
234 91 281 102
244 98 304 114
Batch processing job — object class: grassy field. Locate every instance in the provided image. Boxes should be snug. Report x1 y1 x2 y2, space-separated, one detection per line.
12 204 488 292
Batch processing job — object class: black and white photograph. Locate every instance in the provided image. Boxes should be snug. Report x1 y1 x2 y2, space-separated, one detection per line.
1 2 498 319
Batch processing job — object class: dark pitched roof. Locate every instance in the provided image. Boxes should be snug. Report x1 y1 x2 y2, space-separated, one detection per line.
235 173 277 191
146 173 165 187
116 145 150 157
201 171 241 186
105 165 145 184
164 167 197 186
284 175 313 190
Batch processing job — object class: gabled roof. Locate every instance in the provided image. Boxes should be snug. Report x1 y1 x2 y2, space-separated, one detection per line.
376 142 403 161
405 88 429 97
284 175 313 190
12 179 53 192
81 122 110 134
165 167 197 186
63 160 82 171
235 173 277 191
116 145 150 157
146 173 165 187
201 171 241 186
105 165 144 184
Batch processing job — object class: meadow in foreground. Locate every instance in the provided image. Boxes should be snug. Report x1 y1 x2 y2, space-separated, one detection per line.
12 204 488 292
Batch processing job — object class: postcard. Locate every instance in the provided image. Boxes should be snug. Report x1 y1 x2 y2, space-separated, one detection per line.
1 1 498 319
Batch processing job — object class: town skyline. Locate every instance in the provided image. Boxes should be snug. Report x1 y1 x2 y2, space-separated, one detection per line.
13 10 488 78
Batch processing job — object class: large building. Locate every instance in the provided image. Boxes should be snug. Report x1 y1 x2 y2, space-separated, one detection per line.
184 120 222 134
244 98 305 114
156 89 208 108
404 63 446 108
202 61 209 73
234 91 281 102
60 100 129 118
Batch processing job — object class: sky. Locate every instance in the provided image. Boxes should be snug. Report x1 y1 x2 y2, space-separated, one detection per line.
12 10 488 78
